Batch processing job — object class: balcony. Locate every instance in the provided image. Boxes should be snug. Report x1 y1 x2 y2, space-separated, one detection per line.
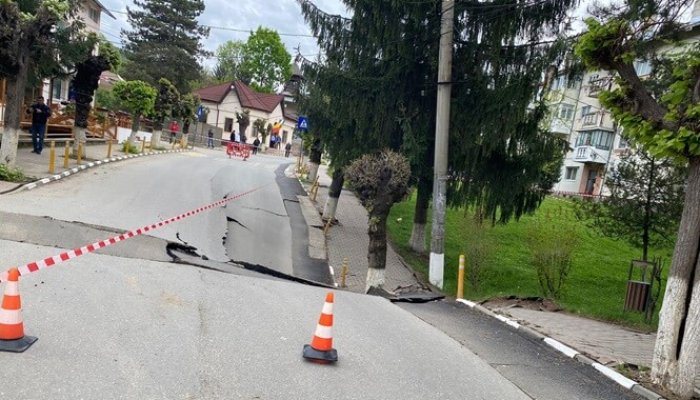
550 119 571 135
574 146 609 164
587 78 611 98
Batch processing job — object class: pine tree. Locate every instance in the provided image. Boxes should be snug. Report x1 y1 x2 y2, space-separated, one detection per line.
122 0 209 93
297 0 575 258
576 148 685 261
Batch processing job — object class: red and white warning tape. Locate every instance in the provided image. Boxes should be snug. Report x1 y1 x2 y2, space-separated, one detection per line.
0 186 263 283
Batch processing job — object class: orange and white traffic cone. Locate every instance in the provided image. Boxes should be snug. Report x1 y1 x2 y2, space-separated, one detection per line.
302 292 338 363
0 268 37 353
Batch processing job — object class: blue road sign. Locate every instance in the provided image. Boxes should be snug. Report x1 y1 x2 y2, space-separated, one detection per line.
297 116 308 131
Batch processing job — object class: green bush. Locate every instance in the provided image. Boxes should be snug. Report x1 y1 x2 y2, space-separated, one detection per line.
527 220 579 299
0 163 26 182
121 142 140 154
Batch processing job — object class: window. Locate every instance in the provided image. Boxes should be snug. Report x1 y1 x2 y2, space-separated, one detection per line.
52 80 62 100
565 167 579 180
617 137 629 149
224 118 233 132
576 130 614 150
634 60 652 76
552 75 567 90
558 104 574 121
580 105 592 117
282 130 289 143
89 7 100 22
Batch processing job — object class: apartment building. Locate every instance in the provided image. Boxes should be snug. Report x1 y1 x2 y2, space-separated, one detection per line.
550 11 700 197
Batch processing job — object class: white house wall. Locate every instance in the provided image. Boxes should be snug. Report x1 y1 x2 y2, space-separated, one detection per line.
204 94 297 147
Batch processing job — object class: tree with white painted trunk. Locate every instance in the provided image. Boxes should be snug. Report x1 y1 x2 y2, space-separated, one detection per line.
345 151 411 291
0 0 76 166
322 167 344 221
71 40 121 155
575 1 700 397
112 80 157 147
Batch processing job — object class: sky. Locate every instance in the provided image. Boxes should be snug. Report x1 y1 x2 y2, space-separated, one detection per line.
97 0 349 68
97 0 694 71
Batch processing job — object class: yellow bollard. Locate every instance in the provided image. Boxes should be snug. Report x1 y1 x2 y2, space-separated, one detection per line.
63 141 70 169
48 141 56 173
77 143 83 165
141 137 146 153
340 257 349 288
310 177 320 202
107 139 113 158
457 254 466 299
324 218 332 235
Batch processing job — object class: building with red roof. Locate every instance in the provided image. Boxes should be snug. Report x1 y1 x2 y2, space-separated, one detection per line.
193 80 298 147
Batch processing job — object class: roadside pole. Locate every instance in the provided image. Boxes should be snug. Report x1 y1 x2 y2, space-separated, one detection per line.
429 0 454 289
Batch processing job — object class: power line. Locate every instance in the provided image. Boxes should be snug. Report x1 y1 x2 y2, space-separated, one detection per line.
107 9 315 38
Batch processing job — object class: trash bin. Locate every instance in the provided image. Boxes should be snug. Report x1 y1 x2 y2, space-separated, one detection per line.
624 280 650 312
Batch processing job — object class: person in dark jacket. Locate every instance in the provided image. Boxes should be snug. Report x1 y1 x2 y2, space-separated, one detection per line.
285 142 292 157
29 96 51 154
207 129 215 148
252 137 260 155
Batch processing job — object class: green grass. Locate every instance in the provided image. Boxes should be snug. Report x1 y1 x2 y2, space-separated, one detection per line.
387 195 674 331
0 163 26 182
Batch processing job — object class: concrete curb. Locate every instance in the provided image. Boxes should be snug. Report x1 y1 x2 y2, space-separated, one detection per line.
17 149 188 192
455 298 666 400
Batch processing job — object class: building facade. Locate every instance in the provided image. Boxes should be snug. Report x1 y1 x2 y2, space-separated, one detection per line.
550 16 700 197
194 80 298 147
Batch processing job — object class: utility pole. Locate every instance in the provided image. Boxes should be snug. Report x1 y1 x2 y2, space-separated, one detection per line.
429 0 454 289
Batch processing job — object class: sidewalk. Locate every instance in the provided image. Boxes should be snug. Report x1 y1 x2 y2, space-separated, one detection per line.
298 164 698 399
0 141 184 193
301 164 429 294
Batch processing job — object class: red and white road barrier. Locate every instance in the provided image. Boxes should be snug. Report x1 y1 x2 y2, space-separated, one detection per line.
0 186 263 283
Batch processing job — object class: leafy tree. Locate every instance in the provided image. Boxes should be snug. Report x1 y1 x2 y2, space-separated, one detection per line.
576 148 685 261
122 0 210 93
236 109 250 142
112 80 157 146
345 150 411 291
240 27 292 93
151 78 180 148
0 0 81 166
574 0 700 396
297 0 573 249
71 39 121 153
175 93 199 134
95 87 120 112
214 40 252 83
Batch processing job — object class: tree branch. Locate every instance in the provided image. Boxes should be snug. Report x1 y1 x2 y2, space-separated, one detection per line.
614 61 676 131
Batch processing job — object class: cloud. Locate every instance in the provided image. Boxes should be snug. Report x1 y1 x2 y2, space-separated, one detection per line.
97 0 348 67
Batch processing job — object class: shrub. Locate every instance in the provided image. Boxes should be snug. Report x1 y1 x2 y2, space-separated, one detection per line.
0 164 26 182
527 221 579 299
122 142 140 154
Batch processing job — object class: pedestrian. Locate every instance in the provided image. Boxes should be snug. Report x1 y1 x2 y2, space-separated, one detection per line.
29 96 50 154
252 137 260 155
168 120 180 143
285 142 292 158
207 129 215 148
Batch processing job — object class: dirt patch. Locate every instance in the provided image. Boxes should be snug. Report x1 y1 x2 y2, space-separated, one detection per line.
481 295 563 312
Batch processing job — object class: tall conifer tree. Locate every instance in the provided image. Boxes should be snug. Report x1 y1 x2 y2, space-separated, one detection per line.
297 0 576 252
122 0 209 93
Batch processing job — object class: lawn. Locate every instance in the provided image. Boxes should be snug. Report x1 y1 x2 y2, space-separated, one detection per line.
386 195 675 331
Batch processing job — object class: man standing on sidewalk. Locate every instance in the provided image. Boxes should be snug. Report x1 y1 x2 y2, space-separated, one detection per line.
29 96 50 154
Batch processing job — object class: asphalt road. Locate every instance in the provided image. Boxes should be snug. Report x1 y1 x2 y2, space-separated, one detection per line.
0 148 645 399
